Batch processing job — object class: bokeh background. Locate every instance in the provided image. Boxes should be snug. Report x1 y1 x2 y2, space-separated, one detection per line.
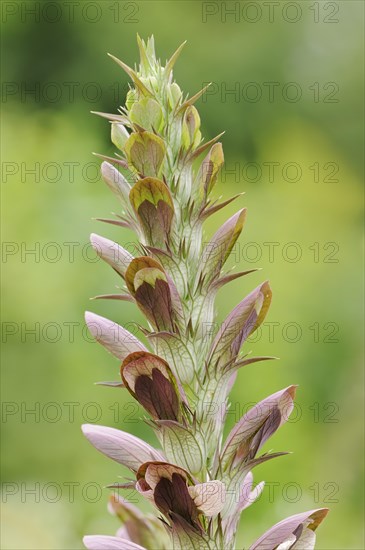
1 1 364 548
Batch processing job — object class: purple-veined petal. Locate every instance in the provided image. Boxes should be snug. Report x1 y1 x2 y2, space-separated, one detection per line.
288 527 316 549
83 535 146 550
208 281 272 371
90 233 134 278
82 424 164 472
249 508 329 550
200 209 246 285
221 386 296 470
188 480 226 516
85 311 147 360
101 161 132 205
231 471 265 514
116 527 132 541
220 452 287 520
240 475 265 512
222 472 265 542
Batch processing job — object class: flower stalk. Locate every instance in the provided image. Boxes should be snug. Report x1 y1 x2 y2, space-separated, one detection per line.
83 36 328 550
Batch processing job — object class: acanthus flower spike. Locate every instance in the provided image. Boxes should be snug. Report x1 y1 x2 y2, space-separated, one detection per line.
83 37 328 550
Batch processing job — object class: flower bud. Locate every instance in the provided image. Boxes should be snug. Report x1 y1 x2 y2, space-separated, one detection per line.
111 123 129 150
182 106 201 150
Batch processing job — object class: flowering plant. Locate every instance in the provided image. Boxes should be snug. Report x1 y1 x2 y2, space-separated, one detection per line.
83 36 328 550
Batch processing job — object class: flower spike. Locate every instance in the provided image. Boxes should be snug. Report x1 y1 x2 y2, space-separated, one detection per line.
83 37 328 550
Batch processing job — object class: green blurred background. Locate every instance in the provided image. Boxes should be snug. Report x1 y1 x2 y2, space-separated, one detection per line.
1 1 364 548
